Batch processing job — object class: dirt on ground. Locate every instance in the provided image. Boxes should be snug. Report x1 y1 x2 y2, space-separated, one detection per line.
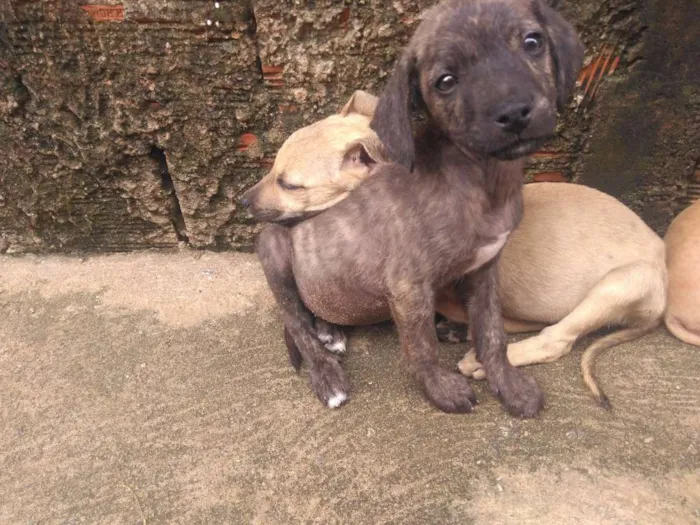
1 252 699 524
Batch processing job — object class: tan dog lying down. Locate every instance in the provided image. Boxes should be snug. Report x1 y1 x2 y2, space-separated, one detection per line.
248 91 667 406
664 200 700 346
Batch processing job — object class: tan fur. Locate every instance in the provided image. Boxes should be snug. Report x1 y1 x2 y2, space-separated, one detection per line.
242 92 385 221
255 91 668 405
664 200 700 347
242 91 376 218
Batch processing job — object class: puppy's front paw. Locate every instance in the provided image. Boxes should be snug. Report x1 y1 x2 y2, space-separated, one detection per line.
457 350 486 380
309 357 350 409
421 367 478 413
490 368 544 419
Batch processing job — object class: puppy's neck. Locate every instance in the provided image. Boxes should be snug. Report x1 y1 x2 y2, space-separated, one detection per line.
418 129 525 199
480 156 525 205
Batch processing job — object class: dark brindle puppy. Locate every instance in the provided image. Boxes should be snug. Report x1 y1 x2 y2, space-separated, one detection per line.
244 0 583 416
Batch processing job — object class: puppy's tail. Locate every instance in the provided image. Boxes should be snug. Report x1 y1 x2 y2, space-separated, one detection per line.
665 314 700 347
581 325 658 409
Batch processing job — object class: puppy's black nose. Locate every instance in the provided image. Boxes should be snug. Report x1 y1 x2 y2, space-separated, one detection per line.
494 102 532 134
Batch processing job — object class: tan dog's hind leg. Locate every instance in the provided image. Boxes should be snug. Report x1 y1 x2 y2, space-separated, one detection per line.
503 318 548 334
459 261 666 405
665 314 700 347
437 316 545 344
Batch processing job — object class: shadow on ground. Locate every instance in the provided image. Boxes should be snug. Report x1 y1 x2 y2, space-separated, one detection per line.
1 252 698 524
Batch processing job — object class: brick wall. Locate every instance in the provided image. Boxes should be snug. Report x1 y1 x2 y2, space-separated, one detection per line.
0 0 697 252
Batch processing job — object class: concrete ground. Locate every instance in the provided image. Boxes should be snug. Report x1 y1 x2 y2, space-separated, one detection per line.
1 251 699 525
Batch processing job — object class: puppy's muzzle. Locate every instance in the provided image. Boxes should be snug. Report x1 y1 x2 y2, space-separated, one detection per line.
492 101 533 135
239 186 257 209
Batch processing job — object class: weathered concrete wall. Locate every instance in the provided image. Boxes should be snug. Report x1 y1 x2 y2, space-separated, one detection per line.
577 0 700 234
0 0 698 253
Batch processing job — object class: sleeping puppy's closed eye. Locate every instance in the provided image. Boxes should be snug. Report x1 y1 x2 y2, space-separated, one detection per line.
239 91 388 224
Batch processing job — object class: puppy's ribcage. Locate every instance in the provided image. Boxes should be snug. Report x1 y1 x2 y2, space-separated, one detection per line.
290 164 520 327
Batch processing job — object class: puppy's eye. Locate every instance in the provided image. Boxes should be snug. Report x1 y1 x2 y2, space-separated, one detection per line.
523 32 544 54
278 178 303 191
435 74 458 93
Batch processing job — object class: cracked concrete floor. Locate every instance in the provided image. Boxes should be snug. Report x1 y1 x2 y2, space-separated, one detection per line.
1 252 699 525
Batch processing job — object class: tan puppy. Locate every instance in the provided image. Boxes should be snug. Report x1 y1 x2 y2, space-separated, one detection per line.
254 90 667 406
241 95 385 224
664 200 700 346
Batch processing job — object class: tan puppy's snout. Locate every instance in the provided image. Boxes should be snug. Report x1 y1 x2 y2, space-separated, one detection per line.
239 192 251 209
239 183 260 209
238 175 290 223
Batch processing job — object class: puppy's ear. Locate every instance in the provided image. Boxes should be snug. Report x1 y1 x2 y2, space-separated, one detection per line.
339 90 379 117
536 1 585 110
370 53 417 169
341 136 389 171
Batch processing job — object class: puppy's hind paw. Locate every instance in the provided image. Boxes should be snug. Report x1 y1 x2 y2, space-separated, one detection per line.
436 319 470 344
309 357 350 409
327 391 348 409
421 367 478 414
315 319 348 355
323 336 347 355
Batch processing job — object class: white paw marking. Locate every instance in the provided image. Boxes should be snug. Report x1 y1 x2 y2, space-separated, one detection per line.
317 333 333 344
443 333 462 344
327 392 347 409
325 340 347 354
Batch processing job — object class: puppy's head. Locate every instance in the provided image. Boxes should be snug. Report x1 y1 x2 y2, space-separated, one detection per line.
371 0 584 168
241 91 387 223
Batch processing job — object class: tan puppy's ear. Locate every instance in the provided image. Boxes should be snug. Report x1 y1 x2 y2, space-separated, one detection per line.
339 90 379 117
341 136 389 171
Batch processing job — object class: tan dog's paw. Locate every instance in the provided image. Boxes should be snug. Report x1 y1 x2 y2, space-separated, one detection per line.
458 350 486 380
506 331 574 367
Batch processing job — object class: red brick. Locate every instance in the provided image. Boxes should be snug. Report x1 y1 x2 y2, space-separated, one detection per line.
531 150 569 159
81 5 125 22
338 7 351 27
237 133 258 151
262 65 285 88
265 79 286 88
532 171 568 183
262 65 284 76
608 55 621 75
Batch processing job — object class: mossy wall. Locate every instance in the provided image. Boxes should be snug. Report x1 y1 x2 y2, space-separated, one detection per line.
0 0 697 253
